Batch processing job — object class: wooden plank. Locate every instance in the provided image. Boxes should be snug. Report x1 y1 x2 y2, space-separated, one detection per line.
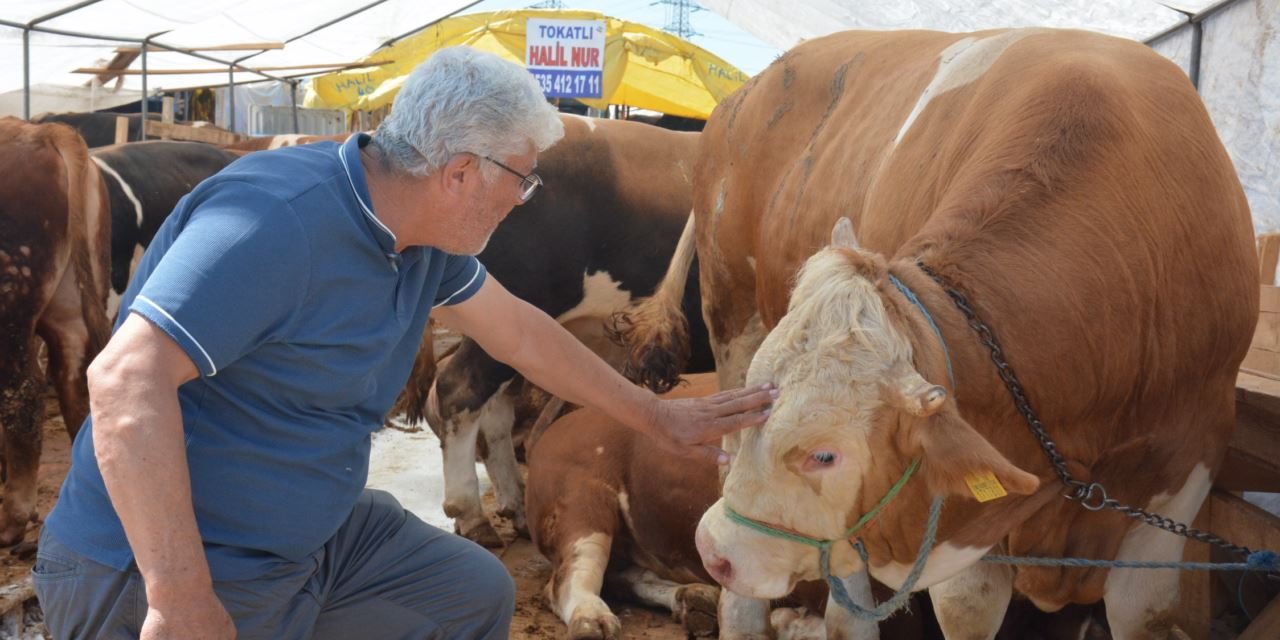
1260 286 1280 313
73 60 392 75
1259 234 1280 286
115 42 285 54
1216 447 1280 492
1233 373 1280 476
1238 593 1280 640
1242 349 1280 379
113 116 128 145
143 121 241 145
1249 311 1280 352
1209 490 1280 555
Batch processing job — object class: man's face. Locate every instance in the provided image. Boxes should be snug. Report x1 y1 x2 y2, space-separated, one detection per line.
456 147 538 255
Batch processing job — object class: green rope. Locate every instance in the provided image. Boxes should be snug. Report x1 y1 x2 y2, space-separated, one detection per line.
722 458 921 549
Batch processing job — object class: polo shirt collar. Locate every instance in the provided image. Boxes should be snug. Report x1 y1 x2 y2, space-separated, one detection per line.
338 132 398 255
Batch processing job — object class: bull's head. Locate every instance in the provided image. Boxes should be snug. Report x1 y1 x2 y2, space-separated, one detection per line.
694 218 1038 599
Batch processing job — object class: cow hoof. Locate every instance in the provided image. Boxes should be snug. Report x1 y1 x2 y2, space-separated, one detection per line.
675 583 720 637
568 608 621 639
456 520 504 548
0 516 29 547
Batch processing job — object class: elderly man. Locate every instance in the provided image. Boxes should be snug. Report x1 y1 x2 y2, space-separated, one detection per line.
34 47 773 640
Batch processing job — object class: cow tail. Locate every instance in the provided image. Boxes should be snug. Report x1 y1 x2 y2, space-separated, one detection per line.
609 212 695 393
54 126 112 360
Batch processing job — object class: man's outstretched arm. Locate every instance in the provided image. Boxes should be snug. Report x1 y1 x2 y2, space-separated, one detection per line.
430 277 774 465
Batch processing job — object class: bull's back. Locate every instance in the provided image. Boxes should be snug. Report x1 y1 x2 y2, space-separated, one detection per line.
698 28 1255 426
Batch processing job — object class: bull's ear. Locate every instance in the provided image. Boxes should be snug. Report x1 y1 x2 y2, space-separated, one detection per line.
908 408 1040 501
831 217 859 249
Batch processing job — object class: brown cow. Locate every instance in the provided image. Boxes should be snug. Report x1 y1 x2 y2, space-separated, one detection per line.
617 29 1256 639
222 132 350 152
0 118 112 545
527 373 934 640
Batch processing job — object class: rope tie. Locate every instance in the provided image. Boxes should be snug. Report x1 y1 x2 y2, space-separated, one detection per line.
887 273 955 389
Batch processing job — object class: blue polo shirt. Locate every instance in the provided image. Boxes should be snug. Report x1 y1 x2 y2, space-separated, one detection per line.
46 133 486 580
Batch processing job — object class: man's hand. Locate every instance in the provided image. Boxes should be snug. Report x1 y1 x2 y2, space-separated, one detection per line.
140 590 235 640
643 383 777 465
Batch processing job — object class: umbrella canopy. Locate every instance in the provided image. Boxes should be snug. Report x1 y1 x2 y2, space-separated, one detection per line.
305 9 749 120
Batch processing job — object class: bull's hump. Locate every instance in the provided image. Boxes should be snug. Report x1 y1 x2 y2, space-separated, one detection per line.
892 29 1044 149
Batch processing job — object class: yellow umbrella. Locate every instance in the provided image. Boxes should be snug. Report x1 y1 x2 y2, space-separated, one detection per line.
304 8 750 119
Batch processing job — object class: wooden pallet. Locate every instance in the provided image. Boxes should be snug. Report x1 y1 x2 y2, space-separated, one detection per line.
1180 234 1280 639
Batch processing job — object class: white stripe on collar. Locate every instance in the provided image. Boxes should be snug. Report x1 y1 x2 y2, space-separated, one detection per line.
338 138 397 243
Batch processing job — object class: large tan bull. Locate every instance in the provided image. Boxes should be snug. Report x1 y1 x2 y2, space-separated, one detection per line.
618 29 1256 639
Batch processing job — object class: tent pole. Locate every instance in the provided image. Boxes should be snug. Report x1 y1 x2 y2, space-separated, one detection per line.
22 27 30 119
228 67 236 133
1189 20 1203 90
290 79 300 133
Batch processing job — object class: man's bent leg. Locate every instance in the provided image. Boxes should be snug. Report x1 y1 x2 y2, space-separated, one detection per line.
310 489 515 640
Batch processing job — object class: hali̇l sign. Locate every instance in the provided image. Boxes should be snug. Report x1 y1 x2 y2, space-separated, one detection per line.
525 18 605 99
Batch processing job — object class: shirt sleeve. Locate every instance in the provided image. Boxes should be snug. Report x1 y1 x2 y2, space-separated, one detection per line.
128 182 310 377
432 254 487 307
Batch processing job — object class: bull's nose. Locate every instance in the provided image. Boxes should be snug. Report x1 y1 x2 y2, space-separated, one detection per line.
703 553 733 585
695 522 733 585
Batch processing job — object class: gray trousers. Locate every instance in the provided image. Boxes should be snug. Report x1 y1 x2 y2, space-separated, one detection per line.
33 490 515 639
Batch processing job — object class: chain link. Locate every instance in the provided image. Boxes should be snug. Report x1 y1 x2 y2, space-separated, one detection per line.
916 261 1266 566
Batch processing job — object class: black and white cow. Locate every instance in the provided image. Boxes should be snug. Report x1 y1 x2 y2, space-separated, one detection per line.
402 114 714 547
33 112 158 148
89 141 240 304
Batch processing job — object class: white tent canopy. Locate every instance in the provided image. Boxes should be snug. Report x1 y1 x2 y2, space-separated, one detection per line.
0 0 481 113
2 0 1275 231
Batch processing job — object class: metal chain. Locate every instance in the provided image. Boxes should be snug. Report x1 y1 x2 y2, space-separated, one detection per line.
916 261 1261 562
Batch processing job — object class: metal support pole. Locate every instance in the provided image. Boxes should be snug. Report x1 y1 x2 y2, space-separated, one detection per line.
290 79 300 133
1189 20 1203 90
228 67 236 133
22 27 30 119
140 40 148 140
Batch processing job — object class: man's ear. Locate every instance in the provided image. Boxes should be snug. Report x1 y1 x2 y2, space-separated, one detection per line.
441 153 479 196
907 407 1040 501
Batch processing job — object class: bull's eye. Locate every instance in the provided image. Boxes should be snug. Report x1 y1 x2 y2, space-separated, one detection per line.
810 451 838 466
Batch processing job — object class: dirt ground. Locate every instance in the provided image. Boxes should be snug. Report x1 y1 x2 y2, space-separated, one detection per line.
0 395 686 639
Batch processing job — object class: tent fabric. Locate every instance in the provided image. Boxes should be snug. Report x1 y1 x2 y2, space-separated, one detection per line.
0 0 481 102
304 9 749 120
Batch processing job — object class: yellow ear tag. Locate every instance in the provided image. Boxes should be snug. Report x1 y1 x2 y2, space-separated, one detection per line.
965 471 1008 503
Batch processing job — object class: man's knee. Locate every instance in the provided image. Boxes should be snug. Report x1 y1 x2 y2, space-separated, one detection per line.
469 543 516 615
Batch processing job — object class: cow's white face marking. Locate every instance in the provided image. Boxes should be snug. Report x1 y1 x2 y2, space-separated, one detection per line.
555 271 632 325
594 445 604 455
565 113 597 132
893 30 1040 148
268 134 305 150
91 157 145 228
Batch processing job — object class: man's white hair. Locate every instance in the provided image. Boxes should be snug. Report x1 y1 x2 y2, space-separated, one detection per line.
374 46 564 178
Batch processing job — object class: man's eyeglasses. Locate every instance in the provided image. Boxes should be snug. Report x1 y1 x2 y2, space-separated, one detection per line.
483 156 542 203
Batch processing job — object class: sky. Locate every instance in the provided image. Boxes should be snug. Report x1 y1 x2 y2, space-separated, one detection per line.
468 0 782 76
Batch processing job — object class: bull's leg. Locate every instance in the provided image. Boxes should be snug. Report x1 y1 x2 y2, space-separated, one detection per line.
0 349 43 546
37 266 95 440
436 342 513 547
476 382 525 536
717 590 773 639
548 532 621 640
605 566 719 637
770 607 827 640
928 560 1012 640
824 569 881 640
1103 463 1212 639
